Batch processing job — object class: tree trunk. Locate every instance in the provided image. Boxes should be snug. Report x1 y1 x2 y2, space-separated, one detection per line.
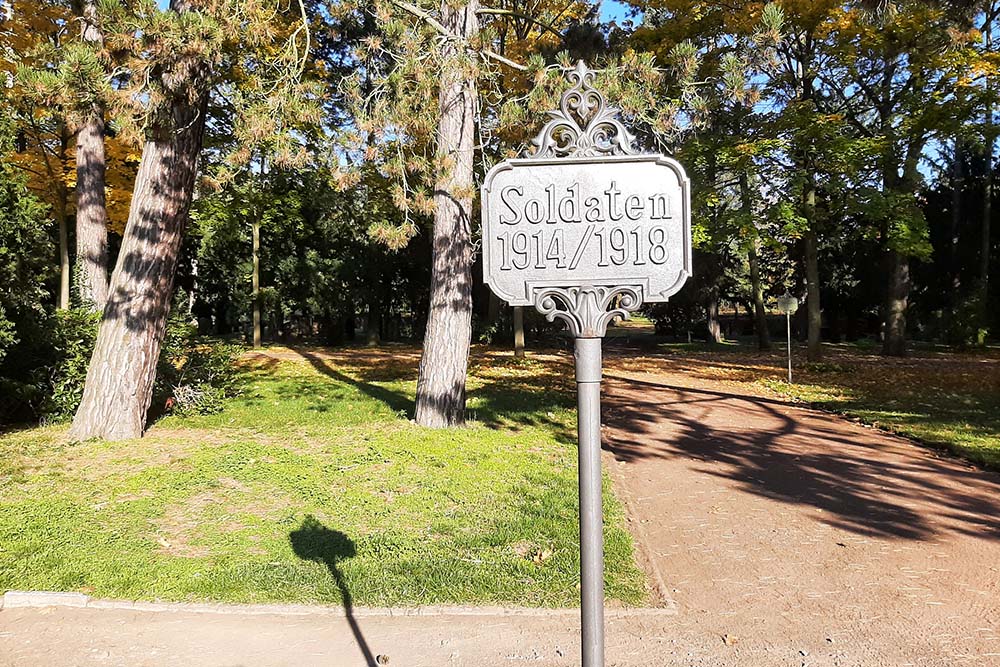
882 250 909 356
706 295 722 343
740 171 770 350
56 124 71 310
982 102 993 326
513 305 525 358
74 0 109 312
56 186 70 311
70 92 207 440
982 20 995 333
804 228 822 361
413 0 478 428
252 219 261 348
366 301 381 346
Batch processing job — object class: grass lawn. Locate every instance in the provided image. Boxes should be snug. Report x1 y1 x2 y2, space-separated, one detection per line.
606 338 1000 470
0 346 647 607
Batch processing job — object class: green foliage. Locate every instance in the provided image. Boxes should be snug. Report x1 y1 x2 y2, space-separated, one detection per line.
156 311 242 416
41 309 102 420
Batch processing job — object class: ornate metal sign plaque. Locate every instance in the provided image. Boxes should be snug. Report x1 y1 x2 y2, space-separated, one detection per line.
482 63 692 332
480 62 693 667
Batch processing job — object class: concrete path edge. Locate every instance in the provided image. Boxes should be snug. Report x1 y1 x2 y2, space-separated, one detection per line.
0 590 677 619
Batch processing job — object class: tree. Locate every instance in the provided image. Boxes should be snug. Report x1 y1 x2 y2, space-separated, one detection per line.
823 0 978 355
73 0 109 311
71 0 315 439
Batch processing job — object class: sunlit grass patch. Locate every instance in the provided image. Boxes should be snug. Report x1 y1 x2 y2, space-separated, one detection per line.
0 346 647 607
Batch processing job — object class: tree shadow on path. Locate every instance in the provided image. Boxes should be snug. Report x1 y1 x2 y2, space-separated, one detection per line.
602 374 1000 542
290 516 379 667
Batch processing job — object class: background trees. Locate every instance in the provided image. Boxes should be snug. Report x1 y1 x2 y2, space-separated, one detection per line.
1 0 998 432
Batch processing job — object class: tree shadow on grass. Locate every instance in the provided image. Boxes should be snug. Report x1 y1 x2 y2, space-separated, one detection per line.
289 515 379 667
290 346 578 443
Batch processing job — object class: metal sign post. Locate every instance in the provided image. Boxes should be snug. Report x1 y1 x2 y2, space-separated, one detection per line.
481 62 693 667
777 292 799 384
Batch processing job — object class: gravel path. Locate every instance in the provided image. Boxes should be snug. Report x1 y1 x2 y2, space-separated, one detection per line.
602 368 1000 666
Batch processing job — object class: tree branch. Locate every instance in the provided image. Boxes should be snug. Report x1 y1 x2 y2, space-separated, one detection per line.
387 0 529 71
477 8 563 40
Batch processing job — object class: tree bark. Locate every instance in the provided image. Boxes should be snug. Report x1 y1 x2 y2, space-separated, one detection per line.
70 87 207 441
804 228 822 361
414 0 479 427
739 171 770 350
366 302 381 346
56 184 70 311
513 305 525 358
706 294 722 343
982 94 993 325
74 0 109 312
883 251 910 356
57 124 71 310
982 18 995 333
252 218 261 348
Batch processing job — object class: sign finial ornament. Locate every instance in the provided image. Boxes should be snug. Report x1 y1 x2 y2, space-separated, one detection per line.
528 61 639 159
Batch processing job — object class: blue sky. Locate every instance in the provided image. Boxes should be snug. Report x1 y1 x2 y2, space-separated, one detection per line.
599 0 639 24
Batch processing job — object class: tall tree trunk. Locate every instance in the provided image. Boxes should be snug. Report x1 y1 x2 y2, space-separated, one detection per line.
56 124 71 310
748 243 770 350
982 93 993 326
74 0 109 311
804 228 822 362
740 171 770 350
252 218 261 348
56 187 70 311
366 302 381 346
882 250 909 356
513 305 525 358
706 294 722 343
70 89 208 440
413 0 478 427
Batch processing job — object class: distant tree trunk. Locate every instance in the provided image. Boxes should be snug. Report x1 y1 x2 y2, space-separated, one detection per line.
982 23 995 333
740 171 770 350
706 294 722 343
70 78 208 440
252 218 261 348
74 0 109 312
414 0 479 428
366 301 381 346
513 305 525 358
950 138 963 293
883 250 910 357
56 124 71 310
804 228 822 362
56 187 70 311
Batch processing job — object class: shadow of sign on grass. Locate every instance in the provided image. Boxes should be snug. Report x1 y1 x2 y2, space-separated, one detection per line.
290 515 381 667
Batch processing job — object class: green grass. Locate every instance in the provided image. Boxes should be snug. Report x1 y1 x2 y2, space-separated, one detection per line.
761 356 1000 469
608 339 1000 469
0 346 646 607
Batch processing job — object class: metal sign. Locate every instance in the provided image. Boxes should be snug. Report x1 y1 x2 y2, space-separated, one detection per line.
480 62 692 667
483 81 691 313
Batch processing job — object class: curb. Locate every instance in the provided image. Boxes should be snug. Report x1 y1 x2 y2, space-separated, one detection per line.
1 591 677 618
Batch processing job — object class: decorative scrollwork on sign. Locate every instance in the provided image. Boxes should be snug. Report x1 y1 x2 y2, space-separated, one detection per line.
534 285 643 338
528 61 639 159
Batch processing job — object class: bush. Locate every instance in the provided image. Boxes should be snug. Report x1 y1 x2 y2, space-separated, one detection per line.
41 309 102 420
0 306 242 426
154 310 242 416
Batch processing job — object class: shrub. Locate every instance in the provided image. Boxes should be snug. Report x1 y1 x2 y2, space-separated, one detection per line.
154 309 242 416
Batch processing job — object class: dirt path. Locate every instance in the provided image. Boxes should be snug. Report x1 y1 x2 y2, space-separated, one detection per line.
602 366 1000 666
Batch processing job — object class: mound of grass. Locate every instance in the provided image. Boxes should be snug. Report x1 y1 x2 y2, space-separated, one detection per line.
0 346 646 607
